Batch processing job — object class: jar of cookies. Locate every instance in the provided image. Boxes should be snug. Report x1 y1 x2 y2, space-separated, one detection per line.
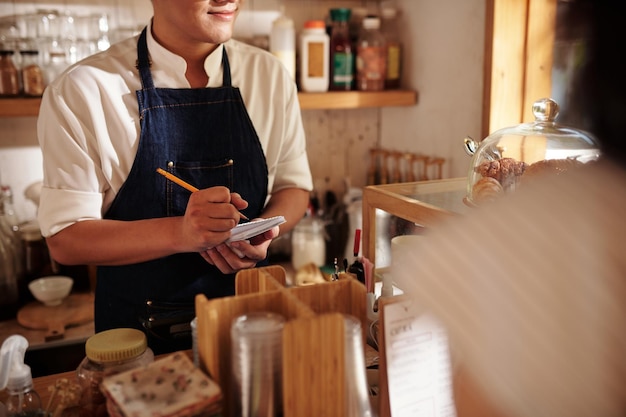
77 328 154 417
462 98 601 206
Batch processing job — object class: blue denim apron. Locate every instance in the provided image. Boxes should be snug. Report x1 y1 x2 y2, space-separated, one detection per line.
96 28 268 354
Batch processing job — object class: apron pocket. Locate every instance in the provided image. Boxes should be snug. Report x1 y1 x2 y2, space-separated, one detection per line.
165 159 234 216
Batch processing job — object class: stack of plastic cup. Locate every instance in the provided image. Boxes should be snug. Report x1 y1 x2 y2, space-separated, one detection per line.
230 311 285 417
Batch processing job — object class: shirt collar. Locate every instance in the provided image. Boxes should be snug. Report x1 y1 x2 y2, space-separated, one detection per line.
145 19 224 88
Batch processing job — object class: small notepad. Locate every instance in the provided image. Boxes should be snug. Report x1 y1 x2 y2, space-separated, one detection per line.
227 215 286 243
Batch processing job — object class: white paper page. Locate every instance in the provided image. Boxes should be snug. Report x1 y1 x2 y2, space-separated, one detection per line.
227 215 285 242
384 299 457 417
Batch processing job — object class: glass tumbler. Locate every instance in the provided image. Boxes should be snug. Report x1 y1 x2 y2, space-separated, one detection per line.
231 311 285 417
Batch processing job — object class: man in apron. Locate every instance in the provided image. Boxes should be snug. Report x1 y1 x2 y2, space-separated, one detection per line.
37 0 313 354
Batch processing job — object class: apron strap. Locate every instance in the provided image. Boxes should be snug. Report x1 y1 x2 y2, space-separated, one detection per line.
222 47 232 87
136 27 154 89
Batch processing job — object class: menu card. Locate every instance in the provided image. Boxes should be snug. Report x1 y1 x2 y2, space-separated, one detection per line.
383 298 457 417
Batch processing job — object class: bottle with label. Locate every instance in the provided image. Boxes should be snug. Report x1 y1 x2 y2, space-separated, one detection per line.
19 50 45 96
356 16 387 91
0 50 20 97
269 8 296 81
381 7 402 89
299 20 329 92
329 8 354 91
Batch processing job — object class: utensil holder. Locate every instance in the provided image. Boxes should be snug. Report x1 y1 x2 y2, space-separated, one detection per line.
195 265 368 417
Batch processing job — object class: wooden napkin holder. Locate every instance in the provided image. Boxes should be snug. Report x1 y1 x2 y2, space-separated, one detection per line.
195 265 367 417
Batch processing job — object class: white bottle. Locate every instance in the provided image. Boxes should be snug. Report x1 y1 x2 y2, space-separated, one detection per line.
299 20 330 92
269 8 296 81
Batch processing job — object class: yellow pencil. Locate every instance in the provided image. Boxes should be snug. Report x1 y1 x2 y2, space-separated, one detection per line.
156 168 249 220
156 167 199 192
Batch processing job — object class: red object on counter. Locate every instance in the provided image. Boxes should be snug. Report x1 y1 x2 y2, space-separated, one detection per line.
353 228 361 257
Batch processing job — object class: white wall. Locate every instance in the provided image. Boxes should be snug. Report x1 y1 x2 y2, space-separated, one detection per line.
0 0 485 223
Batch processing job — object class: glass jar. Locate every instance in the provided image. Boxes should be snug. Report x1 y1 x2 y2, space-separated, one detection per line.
291 217 327 270
20 50 45 96
0 50 20 97
463 97 601 206
77 328 154 417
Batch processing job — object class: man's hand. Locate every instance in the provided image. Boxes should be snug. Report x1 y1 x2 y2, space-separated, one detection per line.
200 224 279 274
181 187 248 252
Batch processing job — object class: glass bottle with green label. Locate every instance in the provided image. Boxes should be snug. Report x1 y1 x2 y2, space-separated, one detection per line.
329 8 354 91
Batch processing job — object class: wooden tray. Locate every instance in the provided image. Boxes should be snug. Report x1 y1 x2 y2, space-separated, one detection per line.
195 266 367 417
17 293 94 341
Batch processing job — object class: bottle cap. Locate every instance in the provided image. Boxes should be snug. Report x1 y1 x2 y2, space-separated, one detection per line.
330 8 352 22
304 20 326 30
362 17 381 30
85 328 147 363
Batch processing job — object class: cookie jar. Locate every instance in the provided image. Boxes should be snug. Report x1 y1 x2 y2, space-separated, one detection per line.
463 97 600 206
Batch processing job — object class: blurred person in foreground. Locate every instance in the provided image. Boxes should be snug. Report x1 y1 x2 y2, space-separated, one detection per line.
393 2 626 417
36 0 312 354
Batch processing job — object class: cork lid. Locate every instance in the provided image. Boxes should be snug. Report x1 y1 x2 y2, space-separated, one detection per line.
85 328 147 363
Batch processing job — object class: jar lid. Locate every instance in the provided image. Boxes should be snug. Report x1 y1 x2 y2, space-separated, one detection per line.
85 328 147 363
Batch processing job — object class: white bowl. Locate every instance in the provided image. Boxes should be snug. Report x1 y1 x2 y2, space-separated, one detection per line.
28 276 73 306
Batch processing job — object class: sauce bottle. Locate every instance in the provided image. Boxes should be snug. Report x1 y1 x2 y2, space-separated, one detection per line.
356 16 387 91
329 8 354 91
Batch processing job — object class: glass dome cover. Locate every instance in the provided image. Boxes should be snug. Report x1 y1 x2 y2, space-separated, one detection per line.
463 98 600 206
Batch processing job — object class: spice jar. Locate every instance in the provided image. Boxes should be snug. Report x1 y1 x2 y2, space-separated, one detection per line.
0 50 20 97
77 328 154 417
20 50 45 96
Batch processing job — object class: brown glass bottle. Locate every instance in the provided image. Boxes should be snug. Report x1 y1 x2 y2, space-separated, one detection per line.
329 8 354 91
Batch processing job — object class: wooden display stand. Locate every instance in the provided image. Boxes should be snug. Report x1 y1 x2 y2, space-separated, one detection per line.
195 265 368 417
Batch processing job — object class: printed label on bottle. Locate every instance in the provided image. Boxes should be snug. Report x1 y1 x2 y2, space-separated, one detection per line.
332 52 354 86
386 43 401 80
357 46 386 81
307 42 325 77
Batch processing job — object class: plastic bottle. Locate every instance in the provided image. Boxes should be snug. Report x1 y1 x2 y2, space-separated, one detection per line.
0 335 44 417
269 7 296 81
329 8 354 91
76 328 154 417
356 16 387 91
299 20 329 92
381 7 402 89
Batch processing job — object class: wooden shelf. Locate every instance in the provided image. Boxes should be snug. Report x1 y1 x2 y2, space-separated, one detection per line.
297 89 418 109
0 90 417 117
0 97 42 117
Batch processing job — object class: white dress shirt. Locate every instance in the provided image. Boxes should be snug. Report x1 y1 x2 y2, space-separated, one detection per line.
37 23 312 237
